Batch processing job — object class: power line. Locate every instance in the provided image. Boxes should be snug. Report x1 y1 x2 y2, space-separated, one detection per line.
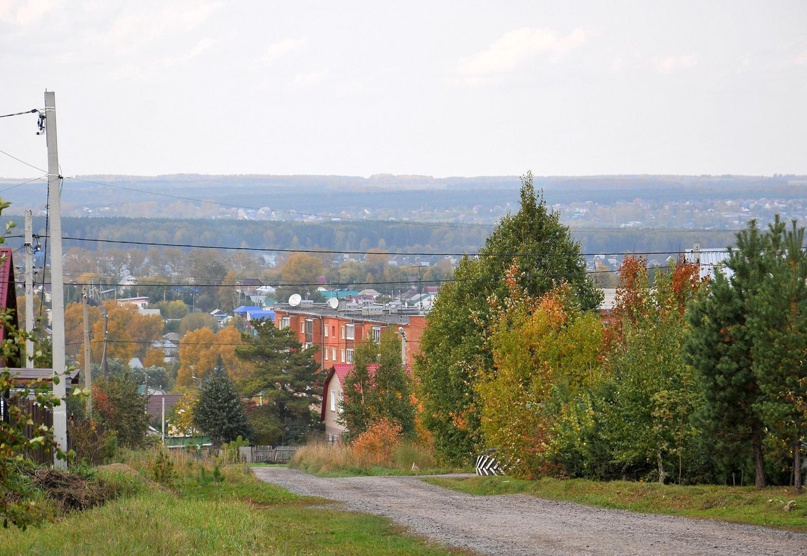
8 232 718 259
0 147 46 173
0 108 38 119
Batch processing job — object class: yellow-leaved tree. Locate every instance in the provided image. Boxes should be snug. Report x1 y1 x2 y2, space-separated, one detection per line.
476 267 603 479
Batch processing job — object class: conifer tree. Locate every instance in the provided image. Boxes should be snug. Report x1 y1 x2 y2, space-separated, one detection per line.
235 319 321 444
685 221 770 488
193 358 253 448
748 217 807 491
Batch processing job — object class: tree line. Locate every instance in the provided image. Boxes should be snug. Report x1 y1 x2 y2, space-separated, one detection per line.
415 173 807 490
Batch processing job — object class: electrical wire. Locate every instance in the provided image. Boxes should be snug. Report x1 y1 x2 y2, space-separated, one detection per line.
0 109 38 119
5 232 719 260
0 147 46 173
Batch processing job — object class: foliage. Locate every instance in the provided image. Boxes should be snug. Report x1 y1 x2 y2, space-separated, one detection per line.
235 319 322 445
351 419 403 467
93 373 150 449
341 329 416 441
88 302 164 364
476 275 603 479
192 360 253 448
746 217 807 491
176 324 246 389
685 221 772 488
581 256 705 484
416 171 601 466
68 417 118 466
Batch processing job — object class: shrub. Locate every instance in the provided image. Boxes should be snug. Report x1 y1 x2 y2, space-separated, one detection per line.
352 419 402 468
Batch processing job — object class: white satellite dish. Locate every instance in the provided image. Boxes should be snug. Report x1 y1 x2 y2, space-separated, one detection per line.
288 294 302 307
327 297 339 309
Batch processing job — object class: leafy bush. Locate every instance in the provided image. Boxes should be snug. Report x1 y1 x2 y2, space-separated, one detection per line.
351 419 403 468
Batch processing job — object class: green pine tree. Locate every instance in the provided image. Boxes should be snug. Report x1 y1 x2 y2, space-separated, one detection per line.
749 217 807 491
235 319 322 445
685 221 770 488
193 358 253 448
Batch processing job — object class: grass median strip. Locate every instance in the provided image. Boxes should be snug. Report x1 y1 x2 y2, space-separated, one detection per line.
425 475 807 533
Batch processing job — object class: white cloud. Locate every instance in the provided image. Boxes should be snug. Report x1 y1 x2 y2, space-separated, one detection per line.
0 0 61 27
260 38 307 66
456 27 588 78
653 54 698 74
85 3 218 55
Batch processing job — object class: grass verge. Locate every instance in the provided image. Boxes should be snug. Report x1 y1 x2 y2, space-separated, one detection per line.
0 451 470 555
425 475 807 533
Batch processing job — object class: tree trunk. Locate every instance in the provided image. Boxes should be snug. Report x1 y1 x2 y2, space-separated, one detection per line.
657 450 665 484
794 435 802 493
753 427 766 489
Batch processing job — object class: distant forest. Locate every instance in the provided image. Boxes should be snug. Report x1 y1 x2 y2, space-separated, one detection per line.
1 172 804 266
2 215 737 266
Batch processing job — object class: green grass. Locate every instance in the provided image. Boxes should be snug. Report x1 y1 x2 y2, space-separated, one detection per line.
0 454 471 555
425 475 807 533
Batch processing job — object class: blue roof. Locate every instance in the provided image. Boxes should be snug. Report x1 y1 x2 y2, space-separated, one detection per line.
247 309 275 321
234 305 263 315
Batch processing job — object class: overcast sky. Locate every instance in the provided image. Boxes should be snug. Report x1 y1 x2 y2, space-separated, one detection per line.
1 1 805 180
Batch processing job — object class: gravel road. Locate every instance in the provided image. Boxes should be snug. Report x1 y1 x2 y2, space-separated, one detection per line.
252 467 807 556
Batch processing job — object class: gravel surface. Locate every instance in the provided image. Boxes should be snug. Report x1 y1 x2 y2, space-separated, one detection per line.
253 467 807 556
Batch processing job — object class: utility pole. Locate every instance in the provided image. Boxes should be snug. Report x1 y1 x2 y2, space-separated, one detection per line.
82 287 92 414
45 91 67 468
24 210 34 367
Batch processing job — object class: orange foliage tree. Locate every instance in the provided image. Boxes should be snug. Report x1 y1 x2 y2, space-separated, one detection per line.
175 325 247 389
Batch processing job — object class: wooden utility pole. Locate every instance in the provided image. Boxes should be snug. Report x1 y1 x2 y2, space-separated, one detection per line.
45 91 67 468
24 210 34 367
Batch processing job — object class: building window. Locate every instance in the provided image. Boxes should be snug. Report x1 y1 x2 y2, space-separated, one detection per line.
372 326 382 343
332 325 336 337
305 319 313 345
346 323 355 340
332 348 336 361
324 348 329 361
300 321 305 334
346 349 354 363
340 326 345 339
280 316 290 329
324 323 329 338
330 390 336 412
341 349 345 363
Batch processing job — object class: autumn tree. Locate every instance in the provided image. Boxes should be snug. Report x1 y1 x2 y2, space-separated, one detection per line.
93 373 150 448
595 256 704 483
89 303 163 364
476 273 603 479
235 319 322 445
341 330 416 441
276 252 326 301
416 171 601 465
175 325 246 389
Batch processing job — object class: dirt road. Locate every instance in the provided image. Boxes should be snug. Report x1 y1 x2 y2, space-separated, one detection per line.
252 467 806 555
